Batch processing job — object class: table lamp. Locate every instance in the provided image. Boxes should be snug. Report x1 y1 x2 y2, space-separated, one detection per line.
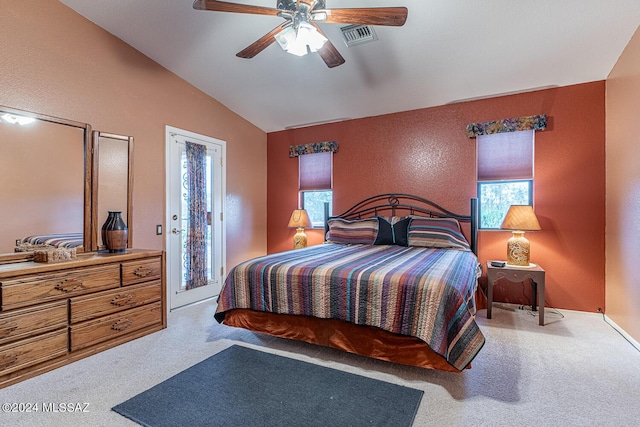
500 205 541 266
288 209 311 249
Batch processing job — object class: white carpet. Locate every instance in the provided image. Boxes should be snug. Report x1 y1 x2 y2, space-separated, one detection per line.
1 301 638 427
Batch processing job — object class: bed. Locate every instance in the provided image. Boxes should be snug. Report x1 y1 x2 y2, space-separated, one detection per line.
215 194 485 372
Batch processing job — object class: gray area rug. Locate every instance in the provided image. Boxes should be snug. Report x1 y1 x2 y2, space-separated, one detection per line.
112 345 423 427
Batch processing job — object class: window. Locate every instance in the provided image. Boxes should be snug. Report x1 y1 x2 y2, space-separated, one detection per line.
299 152 333 227
477 130 534 229
302 191 333 228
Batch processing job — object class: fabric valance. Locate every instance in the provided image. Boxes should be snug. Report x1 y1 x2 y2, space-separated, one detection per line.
289 141 339 158
466 114 547 138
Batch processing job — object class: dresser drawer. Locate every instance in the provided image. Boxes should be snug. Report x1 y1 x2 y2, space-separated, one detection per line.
70 281 161 324
69 301 162 351
0 329 68 376
1 264 120 310
0 301 68 346
122 257 162 286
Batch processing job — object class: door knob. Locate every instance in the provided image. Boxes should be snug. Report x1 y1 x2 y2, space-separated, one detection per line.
171 228 185 234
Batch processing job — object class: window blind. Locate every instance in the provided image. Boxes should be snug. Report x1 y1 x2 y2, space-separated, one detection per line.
477 130 534 181
299 151 332 191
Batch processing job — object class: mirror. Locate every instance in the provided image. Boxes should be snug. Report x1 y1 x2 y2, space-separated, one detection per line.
0 105 92 258
93 131 134 250
0 106 135 262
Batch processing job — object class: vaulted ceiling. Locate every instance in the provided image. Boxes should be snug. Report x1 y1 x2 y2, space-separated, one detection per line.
59 0 640 132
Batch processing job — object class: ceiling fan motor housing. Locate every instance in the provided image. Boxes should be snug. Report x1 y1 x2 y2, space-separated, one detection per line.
278 0 324 26
278 0 325 12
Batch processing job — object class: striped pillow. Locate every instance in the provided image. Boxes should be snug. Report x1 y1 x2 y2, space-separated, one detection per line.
326 218 378 245
408 216 470 250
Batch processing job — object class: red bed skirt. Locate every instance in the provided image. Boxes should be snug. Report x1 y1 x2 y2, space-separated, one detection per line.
223 309 466 372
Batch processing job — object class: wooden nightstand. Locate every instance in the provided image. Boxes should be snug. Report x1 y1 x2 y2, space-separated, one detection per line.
486 261 545 326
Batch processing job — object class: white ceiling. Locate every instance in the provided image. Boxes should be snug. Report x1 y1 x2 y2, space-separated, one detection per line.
59 0 640 132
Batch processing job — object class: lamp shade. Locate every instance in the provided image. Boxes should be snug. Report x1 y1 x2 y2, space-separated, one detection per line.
500 205 541 231
288 209 311 228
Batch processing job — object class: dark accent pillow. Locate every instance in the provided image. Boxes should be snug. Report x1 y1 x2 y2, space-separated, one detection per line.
374 217 411 246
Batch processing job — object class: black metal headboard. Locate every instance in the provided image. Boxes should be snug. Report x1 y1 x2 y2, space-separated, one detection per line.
324 193 478 255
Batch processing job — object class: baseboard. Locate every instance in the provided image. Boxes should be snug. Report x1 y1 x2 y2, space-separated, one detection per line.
604 315 640 352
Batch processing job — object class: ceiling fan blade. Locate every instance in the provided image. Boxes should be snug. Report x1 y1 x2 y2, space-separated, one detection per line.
315 7 408 26
193 0 281 17
310 22 345 68
236 23 288 59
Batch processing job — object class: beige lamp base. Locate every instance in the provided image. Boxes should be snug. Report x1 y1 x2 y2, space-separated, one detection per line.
293 228 308 249
506 231 531 266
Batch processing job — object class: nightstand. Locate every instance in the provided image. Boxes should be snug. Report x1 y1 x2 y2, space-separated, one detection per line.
486 261 545 326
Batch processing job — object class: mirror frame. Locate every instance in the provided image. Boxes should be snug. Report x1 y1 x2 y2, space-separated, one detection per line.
91 131 134 251
0 105 93 263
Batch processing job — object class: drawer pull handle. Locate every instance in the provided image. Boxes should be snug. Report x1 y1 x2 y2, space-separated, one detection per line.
111 318 133 331
0 353 18 370
0 322 19 338
111 294 134 307
54 278 84 293
132 266 153 278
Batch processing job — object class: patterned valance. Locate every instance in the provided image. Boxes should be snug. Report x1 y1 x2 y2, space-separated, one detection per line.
289 141 339 158
466 114 547 138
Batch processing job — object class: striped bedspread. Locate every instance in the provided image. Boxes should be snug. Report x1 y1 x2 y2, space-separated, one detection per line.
18 233 83 248
216 243 485 370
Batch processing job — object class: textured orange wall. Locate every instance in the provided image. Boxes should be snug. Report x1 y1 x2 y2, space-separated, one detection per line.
606 26 640 343
267 82 606 313
0 1 267 268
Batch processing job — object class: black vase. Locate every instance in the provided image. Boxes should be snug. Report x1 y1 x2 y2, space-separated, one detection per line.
102 211 128 253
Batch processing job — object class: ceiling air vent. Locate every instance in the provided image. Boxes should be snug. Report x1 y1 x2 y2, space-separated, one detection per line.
340 24 378 47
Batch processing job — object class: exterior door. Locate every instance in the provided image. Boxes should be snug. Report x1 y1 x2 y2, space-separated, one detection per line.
166 126 226 310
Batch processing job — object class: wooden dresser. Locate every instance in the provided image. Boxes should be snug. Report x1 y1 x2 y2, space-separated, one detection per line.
0 250 165 388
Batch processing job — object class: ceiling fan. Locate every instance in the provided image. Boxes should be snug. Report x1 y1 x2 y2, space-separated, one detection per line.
193 0 408 68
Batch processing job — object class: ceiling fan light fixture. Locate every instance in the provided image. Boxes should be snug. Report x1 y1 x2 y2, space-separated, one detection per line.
1 113 35 126
275 21 327 57
299 21 327 52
